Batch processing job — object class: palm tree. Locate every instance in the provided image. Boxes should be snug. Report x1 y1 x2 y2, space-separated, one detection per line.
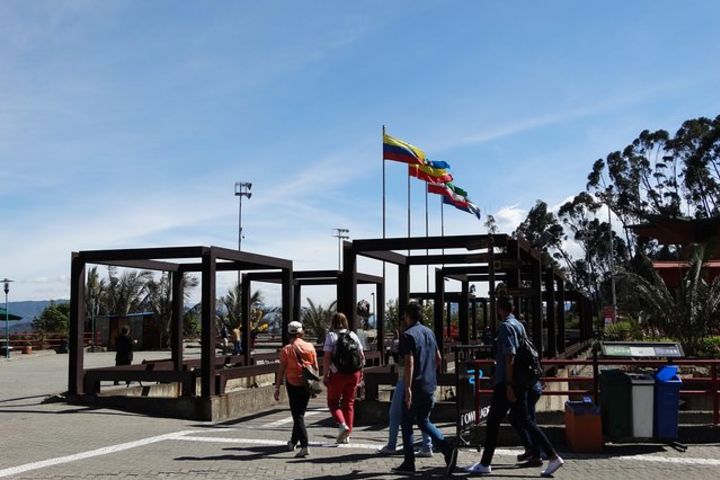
143 273 199 337
85 266 105 319
216 283 264 328
620 244 720 355
301 298 336 344
101 266 154 317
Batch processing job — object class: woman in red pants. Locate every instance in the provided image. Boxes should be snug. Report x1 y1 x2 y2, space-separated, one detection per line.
322 313 365 444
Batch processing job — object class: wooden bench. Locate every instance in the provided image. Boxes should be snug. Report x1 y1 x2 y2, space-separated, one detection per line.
83 368 196 396
214 363 279 394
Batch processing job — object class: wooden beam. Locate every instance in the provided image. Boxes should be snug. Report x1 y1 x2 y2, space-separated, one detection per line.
200 251 217 398
211 246 292 270
360 250 407 265
91 259 180 272
69 253 86 396
282 268 293 345
352 234 510 253
171 271 184 371
79 246 207 262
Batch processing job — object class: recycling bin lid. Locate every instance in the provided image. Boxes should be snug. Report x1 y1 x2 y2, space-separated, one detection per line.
565 399 600 414
627 373 655 384
656 365 679 381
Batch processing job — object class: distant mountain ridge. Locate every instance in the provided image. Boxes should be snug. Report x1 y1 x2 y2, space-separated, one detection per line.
3 300 69 332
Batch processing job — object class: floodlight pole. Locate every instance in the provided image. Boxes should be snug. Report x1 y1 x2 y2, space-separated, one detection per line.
608 202 617 322
3 278 13 359
332 228 350 270
235 182 253 285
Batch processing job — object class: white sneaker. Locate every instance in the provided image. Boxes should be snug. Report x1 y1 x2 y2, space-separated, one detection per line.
295 447 309 458
340 436 350 444
336 424 351 444
541 456 564 477
466 463 491 474
377 445 397 455
415 449 434 458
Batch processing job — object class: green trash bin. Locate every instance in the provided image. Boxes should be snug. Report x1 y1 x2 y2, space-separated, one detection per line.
600 369 633 440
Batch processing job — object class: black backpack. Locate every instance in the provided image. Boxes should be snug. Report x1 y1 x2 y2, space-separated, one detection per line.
512 326 543 388
333 332 363 374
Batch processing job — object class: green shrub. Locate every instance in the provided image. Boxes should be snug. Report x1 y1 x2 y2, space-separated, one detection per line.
694 336 720 359
604 320 642 341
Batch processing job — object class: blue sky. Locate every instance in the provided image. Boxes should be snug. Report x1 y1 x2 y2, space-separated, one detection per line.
2 1 720 304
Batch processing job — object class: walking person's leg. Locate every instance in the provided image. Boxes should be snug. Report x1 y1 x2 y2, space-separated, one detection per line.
392 392 417 473
286 384 311 456
512 387 564 476
327 373 352 442
340 371 361 437
510 389 541 463
465 384 511 474
412 391 457 473
528 386 541 423
379 378 408 453
326 373 346 425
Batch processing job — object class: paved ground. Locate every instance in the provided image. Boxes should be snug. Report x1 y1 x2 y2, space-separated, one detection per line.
2 351 720 479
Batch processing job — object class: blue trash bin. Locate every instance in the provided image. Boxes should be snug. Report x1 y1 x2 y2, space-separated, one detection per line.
654 365 682 440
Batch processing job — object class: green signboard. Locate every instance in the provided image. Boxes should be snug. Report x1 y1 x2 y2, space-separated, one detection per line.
601 342 684 358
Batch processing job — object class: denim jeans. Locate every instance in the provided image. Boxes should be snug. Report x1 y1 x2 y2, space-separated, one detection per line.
387 379 432 451
400 389 450 466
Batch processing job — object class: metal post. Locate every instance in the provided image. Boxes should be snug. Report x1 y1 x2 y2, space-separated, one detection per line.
234 182 253 285
3 279 12 359
332 228 350 270
712 363 719 425
608 204 617 322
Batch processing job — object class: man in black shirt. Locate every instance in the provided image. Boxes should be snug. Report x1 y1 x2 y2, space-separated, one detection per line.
115 326 135 386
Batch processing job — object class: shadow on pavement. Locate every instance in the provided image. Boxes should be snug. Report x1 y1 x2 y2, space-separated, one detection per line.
295 471 391 480
175 445 288 462
189 408 287 428
0 406 145 416
288 452 377 464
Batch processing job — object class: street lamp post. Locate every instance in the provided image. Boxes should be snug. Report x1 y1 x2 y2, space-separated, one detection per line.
332 228 350 270
608 204 617 323
3 278 13 359
234 182 253 285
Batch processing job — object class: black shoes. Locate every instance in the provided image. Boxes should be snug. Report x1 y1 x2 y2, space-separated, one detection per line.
391 463 416 475
444 446 458 475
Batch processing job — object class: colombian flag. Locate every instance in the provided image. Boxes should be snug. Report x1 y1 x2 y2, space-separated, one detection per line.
383 133 427 166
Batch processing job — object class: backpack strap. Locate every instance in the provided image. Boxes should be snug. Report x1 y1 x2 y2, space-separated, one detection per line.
292 343 306 369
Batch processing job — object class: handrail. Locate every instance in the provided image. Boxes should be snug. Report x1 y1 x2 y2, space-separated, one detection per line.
466 358 720 425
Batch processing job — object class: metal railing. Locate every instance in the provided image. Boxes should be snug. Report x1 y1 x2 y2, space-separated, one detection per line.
466 358 720 425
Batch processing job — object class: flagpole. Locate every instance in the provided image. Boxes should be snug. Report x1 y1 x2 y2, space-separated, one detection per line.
441 195 445 269
425 182 429 293
382 125 386 241
382 125 386 319
407 165 411 257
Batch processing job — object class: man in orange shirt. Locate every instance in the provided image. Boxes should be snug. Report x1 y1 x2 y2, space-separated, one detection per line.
275 321 318 458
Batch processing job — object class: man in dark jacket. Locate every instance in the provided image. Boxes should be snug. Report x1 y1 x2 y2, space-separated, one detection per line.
115 326 135 385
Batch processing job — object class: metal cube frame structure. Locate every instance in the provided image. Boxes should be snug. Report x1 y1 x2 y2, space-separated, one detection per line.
338 234 594 358
69 246 293 399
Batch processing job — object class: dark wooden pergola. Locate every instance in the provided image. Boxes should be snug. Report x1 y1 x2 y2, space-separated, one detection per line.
242 269 384 355
69 246 293 399
339 234 593 359
409 291 488 343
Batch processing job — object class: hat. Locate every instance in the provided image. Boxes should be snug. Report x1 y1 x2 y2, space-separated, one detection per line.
288 321 304 335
